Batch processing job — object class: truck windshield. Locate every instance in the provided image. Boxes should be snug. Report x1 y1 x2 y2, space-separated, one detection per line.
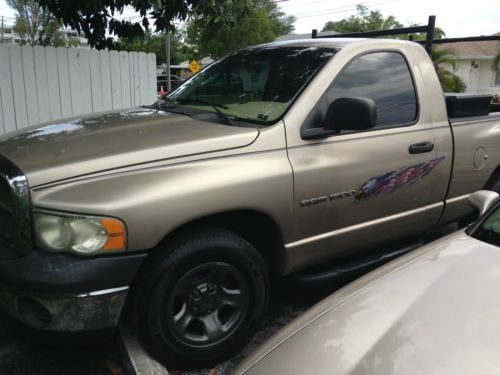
160 46 338 125
472 205 500 247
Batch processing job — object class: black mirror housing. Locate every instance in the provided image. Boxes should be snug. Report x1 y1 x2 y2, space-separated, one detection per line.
325 97 377 132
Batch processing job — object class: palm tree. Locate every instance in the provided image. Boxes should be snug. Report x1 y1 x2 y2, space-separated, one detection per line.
431 47 466 93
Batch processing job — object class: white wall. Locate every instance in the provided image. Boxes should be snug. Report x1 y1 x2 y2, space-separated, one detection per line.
0 45 157 136
455 58 500 95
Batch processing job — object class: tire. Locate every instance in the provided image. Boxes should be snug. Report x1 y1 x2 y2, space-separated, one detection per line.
132 228 270 370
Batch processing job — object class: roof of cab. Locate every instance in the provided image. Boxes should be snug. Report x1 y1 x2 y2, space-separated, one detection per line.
256 37 412 50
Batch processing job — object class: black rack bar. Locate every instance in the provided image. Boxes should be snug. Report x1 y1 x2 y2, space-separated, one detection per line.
424 15 436 54
312 24 429 39
419 35 500 44
311 15 500 54
312 15 437 55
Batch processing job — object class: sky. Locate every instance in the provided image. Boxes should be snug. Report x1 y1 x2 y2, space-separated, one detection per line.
0 0 499 38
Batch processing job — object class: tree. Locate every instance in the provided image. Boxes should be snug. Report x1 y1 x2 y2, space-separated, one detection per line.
322 5 402 33
322 4 445 40
114 29 197 65
186 0 295 58
36 0 254 49
7 0 63 46
431 48 466 92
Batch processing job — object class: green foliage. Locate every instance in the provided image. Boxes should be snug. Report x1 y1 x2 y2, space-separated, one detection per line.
437 67 466 92
186 0 295 58
322 5 402 33
322 4 445 40
492 45 500 71
431 48 466 92
431 48 457 71
114 29 197 65
7 0 63 46
67 37 82 47
36 0 255 49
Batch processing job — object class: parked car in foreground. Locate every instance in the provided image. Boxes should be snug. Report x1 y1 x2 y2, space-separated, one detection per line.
1 36 500 369
235 190 500 375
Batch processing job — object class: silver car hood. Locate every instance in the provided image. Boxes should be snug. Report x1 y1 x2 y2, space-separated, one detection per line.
0 108 259 187
237 231 500 375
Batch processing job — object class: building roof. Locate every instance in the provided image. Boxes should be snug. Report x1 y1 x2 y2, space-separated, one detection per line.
437 32 500 58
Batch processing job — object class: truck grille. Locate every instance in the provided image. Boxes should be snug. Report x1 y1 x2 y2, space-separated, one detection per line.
0 155 32 259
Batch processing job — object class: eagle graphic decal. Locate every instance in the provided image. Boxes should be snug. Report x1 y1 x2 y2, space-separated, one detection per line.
355 156 445 202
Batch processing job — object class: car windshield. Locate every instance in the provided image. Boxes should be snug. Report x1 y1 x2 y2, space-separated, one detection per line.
472 205 500 246
159 46 338 125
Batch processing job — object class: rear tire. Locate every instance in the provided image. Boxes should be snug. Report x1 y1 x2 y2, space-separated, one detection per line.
133 228 269 370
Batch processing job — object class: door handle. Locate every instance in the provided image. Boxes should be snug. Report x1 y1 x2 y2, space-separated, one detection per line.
409 142 434 154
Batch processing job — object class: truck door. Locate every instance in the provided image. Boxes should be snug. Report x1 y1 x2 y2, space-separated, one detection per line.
285 51 450 268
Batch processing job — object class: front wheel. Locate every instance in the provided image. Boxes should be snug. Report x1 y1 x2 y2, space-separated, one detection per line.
133 228 270 370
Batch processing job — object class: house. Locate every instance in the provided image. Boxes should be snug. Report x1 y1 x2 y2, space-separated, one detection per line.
0 23 88 47
437 35 500 94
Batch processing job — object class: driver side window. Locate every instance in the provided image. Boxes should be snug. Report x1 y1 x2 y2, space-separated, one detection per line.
327 51 418 129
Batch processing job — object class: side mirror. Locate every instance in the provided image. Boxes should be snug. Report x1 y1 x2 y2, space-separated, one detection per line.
468 190 500 216
325 97 377 132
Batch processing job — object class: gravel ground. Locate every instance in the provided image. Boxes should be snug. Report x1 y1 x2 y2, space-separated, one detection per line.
0 312 122 375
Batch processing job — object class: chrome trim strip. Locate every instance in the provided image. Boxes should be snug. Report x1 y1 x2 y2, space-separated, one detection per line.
285 202 443 249
445 193 470 204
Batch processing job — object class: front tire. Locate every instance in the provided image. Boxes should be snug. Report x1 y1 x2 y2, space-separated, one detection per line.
133 228 270 370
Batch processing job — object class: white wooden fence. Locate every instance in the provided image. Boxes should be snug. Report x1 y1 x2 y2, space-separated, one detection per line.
0 45 157 136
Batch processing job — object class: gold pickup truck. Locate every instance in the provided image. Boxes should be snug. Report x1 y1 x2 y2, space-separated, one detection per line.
0 37 499 369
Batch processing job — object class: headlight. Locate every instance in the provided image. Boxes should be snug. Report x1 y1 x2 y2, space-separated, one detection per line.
34 212 126 255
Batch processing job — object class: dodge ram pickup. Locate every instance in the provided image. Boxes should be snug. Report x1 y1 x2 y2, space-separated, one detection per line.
1 37 500 369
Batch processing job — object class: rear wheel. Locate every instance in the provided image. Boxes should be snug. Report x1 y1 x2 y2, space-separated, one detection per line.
133 228 269 370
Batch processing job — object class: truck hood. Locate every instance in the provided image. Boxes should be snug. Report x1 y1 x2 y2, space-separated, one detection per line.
237 231 500 375
0 108 259 187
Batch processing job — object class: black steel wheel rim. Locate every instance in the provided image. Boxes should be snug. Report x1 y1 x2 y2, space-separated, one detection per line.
166 261 251 348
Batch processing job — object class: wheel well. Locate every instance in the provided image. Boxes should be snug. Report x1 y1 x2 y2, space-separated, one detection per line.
156 210 285 276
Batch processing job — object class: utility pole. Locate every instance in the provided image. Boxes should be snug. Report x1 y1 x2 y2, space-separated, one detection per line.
166 31 171 92
1 16 4 45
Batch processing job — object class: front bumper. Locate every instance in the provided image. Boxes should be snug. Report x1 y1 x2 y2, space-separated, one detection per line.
0 250 147 331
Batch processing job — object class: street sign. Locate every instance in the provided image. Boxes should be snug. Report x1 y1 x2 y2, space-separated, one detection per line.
189 60 201 74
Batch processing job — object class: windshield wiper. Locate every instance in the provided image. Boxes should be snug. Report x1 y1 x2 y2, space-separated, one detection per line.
176 98 239 126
